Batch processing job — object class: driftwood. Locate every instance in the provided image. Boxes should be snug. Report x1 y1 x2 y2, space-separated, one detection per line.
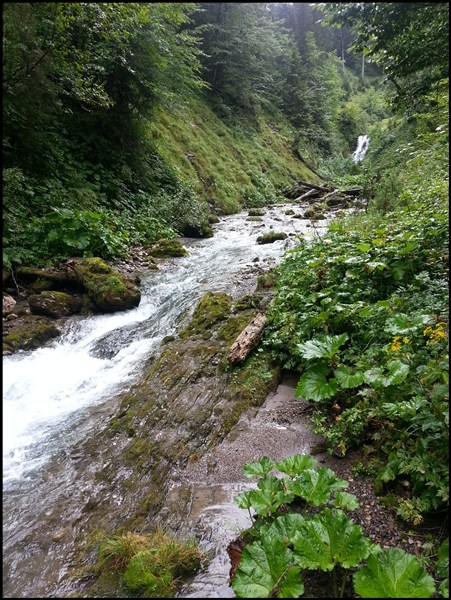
294 188 319 202
283 180 363 209
227 313 267 364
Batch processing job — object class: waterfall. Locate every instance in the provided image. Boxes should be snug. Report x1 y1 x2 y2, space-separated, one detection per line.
352 134 370 162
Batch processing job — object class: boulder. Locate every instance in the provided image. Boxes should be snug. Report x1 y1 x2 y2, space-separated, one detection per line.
256 232 288 244
29 291 82 318
3 316 61 354
147 239 189 258
73 258 141 313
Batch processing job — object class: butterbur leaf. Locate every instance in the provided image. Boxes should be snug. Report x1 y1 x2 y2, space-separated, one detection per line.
384 360 410 386
297 333 348 360
334 366 365 389
286 468 348 506
332 491 360 510
275 454 317 477
293 508 371 570
247 476 294 516
296 364 338 402
234 491 254 510
268 514 307 546
353 547 436 598
243 456 275 478
232 536 303 598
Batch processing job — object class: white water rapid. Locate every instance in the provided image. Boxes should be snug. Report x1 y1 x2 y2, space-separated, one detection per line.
3 204 329 597
352 134 370 162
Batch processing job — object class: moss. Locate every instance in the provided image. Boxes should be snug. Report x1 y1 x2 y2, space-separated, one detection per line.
246 216 263 222
217 311 255 343
256 232 288 244
234 294 262 311
180 292 231 338
248 208 265 216
3 317 60 353
147 239 188 258
79 257 111 274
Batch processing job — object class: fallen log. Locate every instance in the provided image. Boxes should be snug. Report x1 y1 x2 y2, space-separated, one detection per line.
16 266 80 287
227 312 267 364
294 188 320 202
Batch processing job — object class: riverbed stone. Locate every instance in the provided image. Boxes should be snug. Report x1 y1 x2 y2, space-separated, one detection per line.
73 257 141 313
147 239 189 258
3 316 61 353
28 291 82 318
256 232 288 244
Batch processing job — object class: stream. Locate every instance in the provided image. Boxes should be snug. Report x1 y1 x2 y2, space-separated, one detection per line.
3 203 331 598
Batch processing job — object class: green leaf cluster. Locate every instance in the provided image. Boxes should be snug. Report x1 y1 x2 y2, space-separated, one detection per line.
232 454 439 598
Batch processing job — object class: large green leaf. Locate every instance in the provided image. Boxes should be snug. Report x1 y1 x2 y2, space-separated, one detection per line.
268 514 307 546
243 456 276 478
244 476 294 517
232 536 303 598
297 333 348 360
364 360 409 388
334 366 365 389
275 454 317 477
293 508 371 570
286 468 348 506
295 364 338 402
331 491 360 511
353 548 436 598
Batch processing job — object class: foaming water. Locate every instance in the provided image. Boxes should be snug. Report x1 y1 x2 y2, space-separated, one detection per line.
2 204 329 597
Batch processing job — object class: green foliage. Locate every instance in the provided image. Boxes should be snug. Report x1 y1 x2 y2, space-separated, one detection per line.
264 178 448 521
436 538 449 598
353 547 436 598
232 454 437 598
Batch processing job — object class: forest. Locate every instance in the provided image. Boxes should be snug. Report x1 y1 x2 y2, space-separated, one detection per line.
2 2 449 599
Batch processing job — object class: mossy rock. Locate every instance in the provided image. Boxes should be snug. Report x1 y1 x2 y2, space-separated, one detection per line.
180 223 214 238
180 292 231 339
3 316 61 353
147 239 189 258
74 258 141 313
256 232 288 244
285 209 295 215
246 216 263 222
233 294 262 311
28 291 82 318
248 208 265 216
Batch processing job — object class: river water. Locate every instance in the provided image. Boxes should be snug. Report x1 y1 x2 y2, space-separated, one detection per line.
3 203 330 598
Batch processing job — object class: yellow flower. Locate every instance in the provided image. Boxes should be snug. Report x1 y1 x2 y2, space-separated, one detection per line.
423 323 448 345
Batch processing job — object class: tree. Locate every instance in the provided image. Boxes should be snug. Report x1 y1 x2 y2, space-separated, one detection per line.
317 3 449 113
